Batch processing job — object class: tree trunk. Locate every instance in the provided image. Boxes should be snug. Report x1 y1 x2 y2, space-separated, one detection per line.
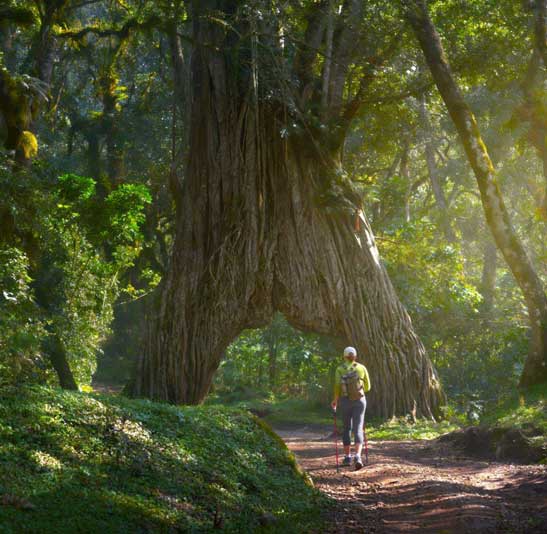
419 94 457 241
132 0 444 418
87 134 101 183
167 17 188 211
405 0 547 387
321 0 334 113
102 74 124 187
266 329 278 390
400 142 412 223
0 69 33 165
480 239 497 314
34 20 56 86
44 332 78 390
0 22 16 71
519 0 547 219
257 355 264 388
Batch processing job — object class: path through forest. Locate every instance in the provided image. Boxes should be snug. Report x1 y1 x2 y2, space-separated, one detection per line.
276 427 547 533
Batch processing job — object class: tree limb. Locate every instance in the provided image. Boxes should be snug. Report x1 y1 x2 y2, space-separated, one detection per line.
328 0 364 110
57 15 163 42
292 0 328 103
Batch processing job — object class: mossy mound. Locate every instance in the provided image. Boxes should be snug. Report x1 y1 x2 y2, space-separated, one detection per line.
439 425 546 463
438 387 547 464
0 386 328 533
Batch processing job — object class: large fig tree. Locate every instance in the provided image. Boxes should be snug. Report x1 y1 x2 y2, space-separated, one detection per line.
132 0 444 418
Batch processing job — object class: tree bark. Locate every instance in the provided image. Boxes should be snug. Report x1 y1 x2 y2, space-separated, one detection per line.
44 331 78 391
525 0 547 216
400 141 412 223
31 0 69 86
167 14 188 212
132 0 444 418
480 239 497 314
533 0 547 67
419 94 457 242
321 0 334 113
0 68 40 166
264 320 280 390
0 21 17 71
328 0 363 111
34 20 56 86
405 0 547 387
101 70 124 186
268 339 277 390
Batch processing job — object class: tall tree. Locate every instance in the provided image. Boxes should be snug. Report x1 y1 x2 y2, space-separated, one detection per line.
517 0 547 217
132 0 444 418
479 239 497 314
418 93 457 242
404 0 547 387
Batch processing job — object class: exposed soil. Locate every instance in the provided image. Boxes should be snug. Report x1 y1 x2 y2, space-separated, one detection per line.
275 427 547 533
439 426 546 464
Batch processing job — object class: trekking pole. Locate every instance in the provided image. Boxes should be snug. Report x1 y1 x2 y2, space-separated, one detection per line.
333 408 340 472
363 418 369 465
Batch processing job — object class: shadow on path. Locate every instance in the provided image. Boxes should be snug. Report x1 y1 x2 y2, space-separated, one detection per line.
275 427 547 533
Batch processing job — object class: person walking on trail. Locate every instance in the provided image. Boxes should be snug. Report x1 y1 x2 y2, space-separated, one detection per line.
331 346 371 470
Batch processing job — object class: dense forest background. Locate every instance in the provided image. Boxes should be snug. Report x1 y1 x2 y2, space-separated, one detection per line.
1 0 546 416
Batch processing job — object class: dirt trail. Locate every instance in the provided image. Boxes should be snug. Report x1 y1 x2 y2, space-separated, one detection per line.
276 427 547 533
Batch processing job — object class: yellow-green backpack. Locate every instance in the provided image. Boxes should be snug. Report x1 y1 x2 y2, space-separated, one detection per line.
341 363 364 400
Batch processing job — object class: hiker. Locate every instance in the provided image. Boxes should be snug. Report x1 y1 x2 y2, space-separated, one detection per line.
331 346 371 470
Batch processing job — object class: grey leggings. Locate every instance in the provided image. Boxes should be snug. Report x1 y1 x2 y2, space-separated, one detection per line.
340 396 366 446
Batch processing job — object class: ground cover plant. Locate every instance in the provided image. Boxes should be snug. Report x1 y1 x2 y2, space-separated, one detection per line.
210 388 546 451
440 383 547 463
480 383 547 434
0 386 327 533
208 392 461 440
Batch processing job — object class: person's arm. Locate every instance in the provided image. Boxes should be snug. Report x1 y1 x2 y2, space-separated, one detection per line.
362 365 371 393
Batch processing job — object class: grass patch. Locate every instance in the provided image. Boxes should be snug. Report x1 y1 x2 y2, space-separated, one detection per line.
208 392 460 440
262 399 333 427
367 385 546 443
480 383 547 434
207 392 333 427
365 417 460 441
436 385 547 463
209 384 546 446
0 386 329 533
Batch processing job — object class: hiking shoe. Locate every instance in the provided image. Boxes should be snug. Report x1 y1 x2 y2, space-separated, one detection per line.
354 456 363 470
342 455 352 466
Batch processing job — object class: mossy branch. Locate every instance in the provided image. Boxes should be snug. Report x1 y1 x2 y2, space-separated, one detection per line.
57 15 163 43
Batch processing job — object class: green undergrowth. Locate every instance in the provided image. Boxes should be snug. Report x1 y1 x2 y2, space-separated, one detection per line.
365 417 460 440
480 383 547 435
208 393 460 440
437 384 547 463
365 385 546 445
207 393 334 427
0 386 328 533
209 384 546 446
259 399 334 428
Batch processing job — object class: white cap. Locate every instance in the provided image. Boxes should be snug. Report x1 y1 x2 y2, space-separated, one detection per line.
343 346 357 358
